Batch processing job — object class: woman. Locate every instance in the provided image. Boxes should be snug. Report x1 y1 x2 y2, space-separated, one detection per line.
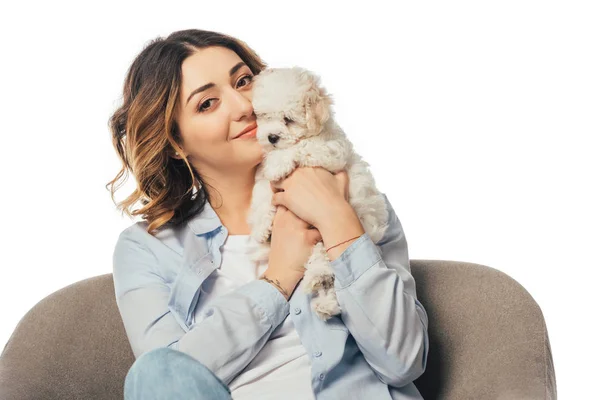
108 29 429 400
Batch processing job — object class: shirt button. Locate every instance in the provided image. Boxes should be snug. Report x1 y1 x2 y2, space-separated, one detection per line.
210 260 214 264
319 373 325 380
313 351 322 357
294 307 301 315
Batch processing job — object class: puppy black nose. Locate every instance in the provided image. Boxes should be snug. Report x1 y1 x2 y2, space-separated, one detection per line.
268 134 280 144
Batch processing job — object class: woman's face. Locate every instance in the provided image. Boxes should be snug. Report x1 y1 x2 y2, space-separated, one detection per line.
174 46 262 176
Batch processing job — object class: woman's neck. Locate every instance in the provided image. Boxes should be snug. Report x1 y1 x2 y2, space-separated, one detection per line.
201 165 259 235
206 189 254 235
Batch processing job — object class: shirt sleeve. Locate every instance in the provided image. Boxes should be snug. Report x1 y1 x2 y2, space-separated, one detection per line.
112 228 290 386
329 193 429 388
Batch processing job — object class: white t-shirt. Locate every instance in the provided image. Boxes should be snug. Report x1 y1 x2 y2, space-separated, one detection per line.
193 234 315 400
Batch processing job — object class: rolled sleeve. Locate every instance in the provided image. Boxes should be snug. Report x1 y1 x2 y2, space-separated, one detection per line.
329 232 383 290
231 279 290 327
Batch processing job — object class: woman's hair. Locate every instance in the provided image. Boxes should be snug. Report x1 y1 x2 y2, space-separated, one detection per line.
106 29 267 236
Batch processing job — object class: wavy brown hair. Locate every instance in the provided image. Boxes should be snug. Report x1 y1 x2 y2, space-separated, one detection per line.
106 29 267 236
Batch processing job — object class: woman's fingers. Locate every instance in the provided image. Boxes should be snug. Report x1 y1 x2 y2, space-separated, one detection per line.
270 181 283 193
275 204 311 229
272 191 285 207
334 170 350 201
307 227 323 244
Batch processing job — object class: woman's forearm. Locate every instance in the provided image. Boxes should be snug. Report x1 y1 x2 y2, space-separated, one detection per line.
317 202 366 262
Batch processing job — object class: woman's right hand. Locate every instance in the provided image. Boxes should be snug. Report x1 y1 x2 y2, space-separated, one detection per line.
263 204 322 299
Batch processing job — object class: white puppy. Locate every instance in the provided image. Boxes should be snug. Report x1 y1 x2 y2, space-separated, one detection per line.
246 67 389 321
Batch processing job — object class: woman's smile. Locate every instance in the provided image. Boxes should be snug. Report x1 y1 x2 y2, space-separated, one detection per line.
234 126 258 139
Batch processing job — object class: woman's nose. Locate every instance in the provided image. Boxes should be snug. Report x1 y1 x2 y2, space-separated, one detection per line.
229 88 253 114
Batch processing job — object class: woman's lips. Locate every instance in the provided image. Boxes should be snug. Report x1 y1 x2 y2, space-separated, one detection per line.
235 127 258 139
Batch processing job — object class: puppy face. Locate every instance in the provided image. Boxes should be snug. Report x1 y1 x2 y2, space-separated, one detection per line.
251 67 333 152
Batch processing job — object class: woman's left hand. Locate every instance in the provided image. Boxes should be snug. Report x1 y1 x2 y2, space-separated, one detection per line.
271 167 349 230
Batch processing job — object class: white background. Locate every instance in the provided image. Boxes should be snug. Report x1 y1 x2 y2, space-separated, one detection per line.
1 1 597 397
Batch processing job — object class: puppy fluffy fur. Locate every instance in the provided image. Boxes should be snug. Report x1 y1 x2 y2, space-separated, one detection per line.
246 67 389 321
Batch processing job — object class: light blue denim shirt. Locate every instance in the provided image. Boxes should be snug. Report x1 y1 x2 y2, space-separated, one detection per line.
113 193 429 399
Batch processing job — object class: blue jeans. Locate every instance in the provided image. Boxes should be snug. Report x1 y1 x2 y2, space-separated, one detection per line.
124 347 233 399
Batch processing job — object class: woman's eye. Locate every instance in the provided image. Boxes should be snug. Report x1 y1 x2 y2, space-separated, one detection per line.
197 74 254 113
197 99 216 113
237 74 254 88
284 117 293 125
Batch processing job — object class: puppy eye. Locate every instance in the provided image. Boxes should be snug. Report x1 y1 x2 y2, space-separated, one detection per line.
284 117 293 125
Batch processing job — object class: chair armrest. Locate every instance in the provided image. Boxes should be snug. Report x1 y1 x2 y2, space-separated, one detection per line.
410 260 557 399
0 274 134 400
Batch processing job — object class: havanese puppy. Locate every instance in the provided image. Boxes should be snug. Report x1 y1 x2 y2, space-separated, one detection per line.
246 66 389 321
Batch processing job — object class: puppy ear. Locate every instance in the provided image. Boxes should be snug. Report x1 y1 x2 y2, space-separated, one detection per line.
253 67 277 87
305 82 333 136
259 67 277 76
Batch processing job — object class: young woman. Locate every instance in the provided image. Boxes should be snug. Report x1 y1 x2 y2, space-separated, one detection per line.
108 29 429 400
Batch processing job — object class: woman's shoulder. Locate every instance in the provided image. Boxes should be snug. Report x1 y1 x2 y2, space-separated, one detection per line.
115 219 192 260
115 220 153 248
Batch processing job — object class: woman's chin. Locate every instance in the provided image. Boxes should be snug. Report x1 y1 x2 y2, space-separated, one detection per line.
246 144 265 165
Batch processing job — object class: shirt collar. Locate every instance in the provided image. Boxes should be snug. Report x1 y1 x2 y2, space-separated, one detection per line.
186 198 223 236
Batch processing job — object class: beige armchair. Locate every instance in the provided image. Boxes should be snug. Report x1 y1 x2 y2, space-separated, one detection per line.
0 260 557 399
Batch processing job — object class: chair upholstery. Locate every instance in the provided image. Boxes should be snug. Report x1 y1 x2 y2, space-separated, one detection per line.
0 260 557 399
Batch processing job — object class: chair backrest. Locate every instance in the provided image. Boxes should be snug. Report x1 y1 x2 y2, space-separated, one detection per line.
0 260 557 400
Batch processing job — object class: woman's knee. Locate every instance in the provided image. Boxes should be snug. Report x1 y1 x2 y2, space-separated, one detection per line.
126 347 201 383
124 347 231 399
127 348 174 377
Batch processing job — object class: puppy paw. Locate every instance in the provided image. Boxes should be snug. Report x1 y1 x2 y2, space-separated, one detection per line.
310 287 342 321
262 164 287 182
302 272 334 294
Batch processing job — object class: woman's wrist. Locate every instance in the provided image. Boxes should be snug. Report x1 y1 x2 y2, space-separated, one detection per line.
259 275 290 300
259 270 302 301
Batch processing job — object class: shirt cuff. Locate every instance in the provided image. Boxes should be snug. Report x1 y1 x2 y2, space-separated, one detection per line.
329 232 383 289
236 279 290 327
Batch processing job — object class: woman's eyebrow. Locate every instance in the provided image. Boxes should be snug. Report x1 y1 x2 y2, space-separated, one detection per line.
185 61 248 106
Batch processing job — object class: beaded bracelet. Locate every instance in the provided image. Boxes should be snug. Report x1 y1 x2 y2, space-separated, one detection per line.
325 234 362 253
259 275 290 299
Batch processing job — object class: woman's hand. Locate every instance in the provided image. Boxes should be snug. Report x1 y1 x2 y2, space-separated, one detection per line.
264 204 323 300
270 167 350 231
